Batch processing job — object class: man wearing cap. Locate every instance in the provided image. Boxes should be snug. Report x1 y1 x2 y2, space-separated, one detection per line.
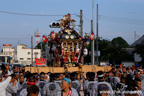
92 71 113 96
0 70 11 96
59 77 78 96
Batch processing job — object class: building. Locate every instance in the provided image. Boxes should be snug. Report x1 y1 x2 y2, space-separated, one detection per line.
130 35 144 47
14 44 41 66
130 35 144 63
2 44 14 57
0 44 14 63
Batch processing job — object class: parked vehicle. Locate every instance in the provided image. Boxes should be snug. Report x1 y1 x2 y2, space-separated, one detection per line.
12 63 22 68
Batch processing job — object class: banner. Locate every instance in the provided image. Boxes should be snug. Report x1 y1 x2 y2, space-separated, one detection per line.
36 57 46 66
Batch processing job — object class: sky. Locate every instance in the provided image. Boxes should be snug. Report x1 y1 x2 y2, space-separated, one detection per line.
0 0 144 49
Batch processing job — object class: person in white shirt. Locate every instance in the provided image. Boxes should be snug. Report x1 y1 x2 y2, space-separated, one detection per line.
17 75 25 96
6 74 18 96
0 70 11 96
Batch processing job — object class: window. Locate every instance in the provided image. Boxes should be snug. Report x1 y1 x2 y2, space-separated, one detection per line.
27 58 31 60
20 58 23 60
34 52 38 55
28 52 31 55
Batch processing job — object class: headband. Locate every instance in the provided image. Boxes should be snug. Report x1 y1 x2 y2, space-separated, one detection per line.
27 79 37 85
97 74 103 78
63 77 71 84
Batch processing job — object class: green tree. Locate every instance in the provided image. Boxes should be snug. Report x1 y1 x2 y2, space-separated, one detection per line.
111 37 129 48
97 37 132 65
83 36 133 65
106 37 132 64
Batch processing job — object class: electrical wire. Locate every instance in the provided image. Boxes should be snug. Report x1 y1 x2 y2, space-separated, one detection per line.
99 18 144 25
0 10 78 16
99 15 144 22
82 14 144 25
99 15 144 25
0 38 31 39
1 10 144 25
83 15 91 23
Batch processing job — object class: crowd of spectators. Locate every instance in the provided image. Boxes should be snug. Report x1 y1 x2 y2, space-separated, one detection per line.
0 63 144 96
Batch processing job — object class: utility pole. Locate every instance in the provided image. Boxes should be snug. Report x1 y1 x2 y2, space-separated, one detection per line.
91 20 95 65
80 9 83 38
80 9 84 64
91 0 95 65
96 4 99 65
41 39 43 57
31 36 33 66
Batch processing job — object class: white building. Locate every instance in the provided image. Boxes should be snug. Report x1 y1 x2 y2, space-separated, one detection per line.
0 44 14 63
14 44 41 66
2 44 14 57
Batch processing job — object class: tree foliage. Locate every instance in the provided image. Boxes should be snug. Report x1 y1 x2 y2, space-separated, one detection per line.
111 37 129 48
84 37 133 65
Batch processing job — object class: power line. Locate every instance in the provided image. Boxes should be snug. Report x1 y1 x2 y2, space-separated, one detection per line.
83 15 91 23
99 15 144 23
0 10 78 16
99 15 144 25
99 18 144 25
82 14 144 25
0 38 31 39
99 15 144 22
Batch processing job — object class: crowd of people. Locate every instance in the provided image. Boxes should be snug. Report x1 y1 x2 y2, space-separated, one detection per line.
0 63 144 96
